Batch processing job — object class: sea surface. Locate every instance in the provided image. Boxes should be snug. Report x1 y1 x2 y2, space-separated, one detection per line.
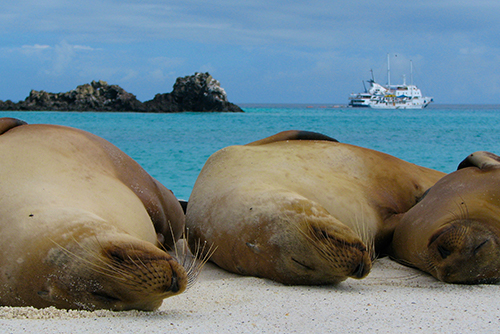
2 104 500 200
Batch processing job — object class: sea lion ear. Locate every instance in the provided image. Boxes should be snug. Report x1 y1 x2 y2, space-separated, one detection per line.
247 130 338 146
457 151 500 170
0 117 27 135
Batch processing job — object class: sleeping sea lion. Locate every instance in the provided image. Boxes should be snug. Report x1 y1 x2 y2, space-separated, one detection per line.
390 151 500 284
185 130 445 285
0 118 188 311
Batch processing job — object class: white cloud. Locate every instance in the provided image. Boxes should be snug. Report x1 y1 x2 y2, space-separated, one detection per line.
18 41 96 76
19 44 51 56
22 44 50 50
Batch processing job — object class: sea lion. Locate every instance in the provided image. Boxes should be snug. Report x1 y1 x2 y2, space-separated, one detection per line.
185 130 445 285
389 151 500 284
0 118 188 311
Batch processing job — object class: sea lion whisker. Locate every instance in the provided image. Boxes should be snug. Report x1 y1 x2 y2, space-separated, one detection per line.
75 235 141 278
351 210 376 261
65 235 149 281
189 241 217 288
180 237 193 269
123 253 168 290
183 242 199 274
125 252 148 272
56 234 117 272
289 209 331 253
297 221 342 263
303 232 343 263
119 243 171 284
49 239 132 282
161 227 216 289
156 221 180 258
184 238 204 271
182 238 216 288
171 228 189 268
285 206 346 262
88 238 146 279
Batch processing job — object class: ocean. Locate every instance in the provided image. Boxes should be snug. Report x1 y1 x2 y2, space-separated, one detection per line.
2 104 500 200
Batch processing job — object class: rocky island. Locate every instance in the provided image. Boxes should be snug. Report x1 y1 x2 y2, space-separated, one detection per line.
0 72 243 113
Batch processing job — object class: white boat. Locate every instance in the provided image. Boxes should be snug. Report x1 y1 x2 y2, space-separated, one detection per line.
349 55 433 109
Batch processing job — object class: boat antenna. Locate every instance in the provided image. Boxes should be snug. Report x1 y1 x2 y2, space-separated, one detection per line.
370 69 375 82
387 53 391 86
410 60 413 86
362 80 367 93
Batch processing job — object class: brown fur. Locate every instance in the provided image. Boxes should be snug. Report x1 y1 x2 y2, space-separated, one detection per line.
0 118 188 310
390 151 500 284
186 131 444 285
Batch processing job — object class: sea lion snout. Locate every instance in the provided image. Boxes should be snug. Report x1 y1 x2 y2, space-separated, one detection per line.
350 250 372 279
37 238 189 311
304 225 372 282
102 242 188 296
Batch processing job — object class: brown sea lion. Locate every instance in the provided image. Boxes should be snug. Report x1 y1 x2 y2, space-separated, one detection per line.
0 118 188 311
185 130 445 285
389 151 500 284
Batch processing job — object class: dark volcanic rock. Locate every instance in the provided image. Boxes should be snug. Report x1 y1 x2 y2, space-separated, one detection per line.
0 80 145 112
0 100 17 111
144 72 243 112
0 73 243 112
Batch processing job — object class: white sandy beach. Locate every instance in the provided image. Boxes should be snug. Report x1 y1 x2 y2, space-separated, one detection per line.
1 255 499 333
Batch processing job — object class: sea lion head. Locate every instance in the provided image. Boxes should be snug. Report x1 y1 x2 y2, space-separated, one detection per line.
230 197 373 285
289 218 372 284
400 151 500 284
35 223 189 311
425 219 500 284
39 235 188 311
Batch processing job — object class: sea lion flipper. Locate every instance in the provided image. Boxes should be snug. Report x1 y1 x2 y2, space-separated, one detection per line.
131 178 185 248
457 151 500 170
246 130 338 146
0 118 27 135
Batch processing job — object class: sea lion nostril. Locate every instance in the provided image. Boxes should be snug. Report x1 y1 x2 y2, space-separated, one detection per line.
168 271 180 293
353 262 365 278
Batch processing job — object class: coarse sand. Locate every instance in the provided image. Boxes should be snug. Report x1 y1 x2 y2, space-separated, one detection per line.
1 256 499 333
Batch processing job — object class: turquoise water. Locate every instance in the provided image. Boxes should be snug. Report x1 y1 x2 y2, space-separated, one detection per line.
2 104 500 200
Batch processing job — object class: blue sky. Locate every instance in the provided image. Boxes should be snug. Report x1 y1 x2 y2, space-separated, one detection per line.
1 0 499 104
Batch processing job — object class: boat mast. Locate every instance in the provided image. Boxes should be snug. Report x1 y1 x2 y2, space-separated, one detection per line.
410 60 414 98
387 53 391 86
410 60 413 86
